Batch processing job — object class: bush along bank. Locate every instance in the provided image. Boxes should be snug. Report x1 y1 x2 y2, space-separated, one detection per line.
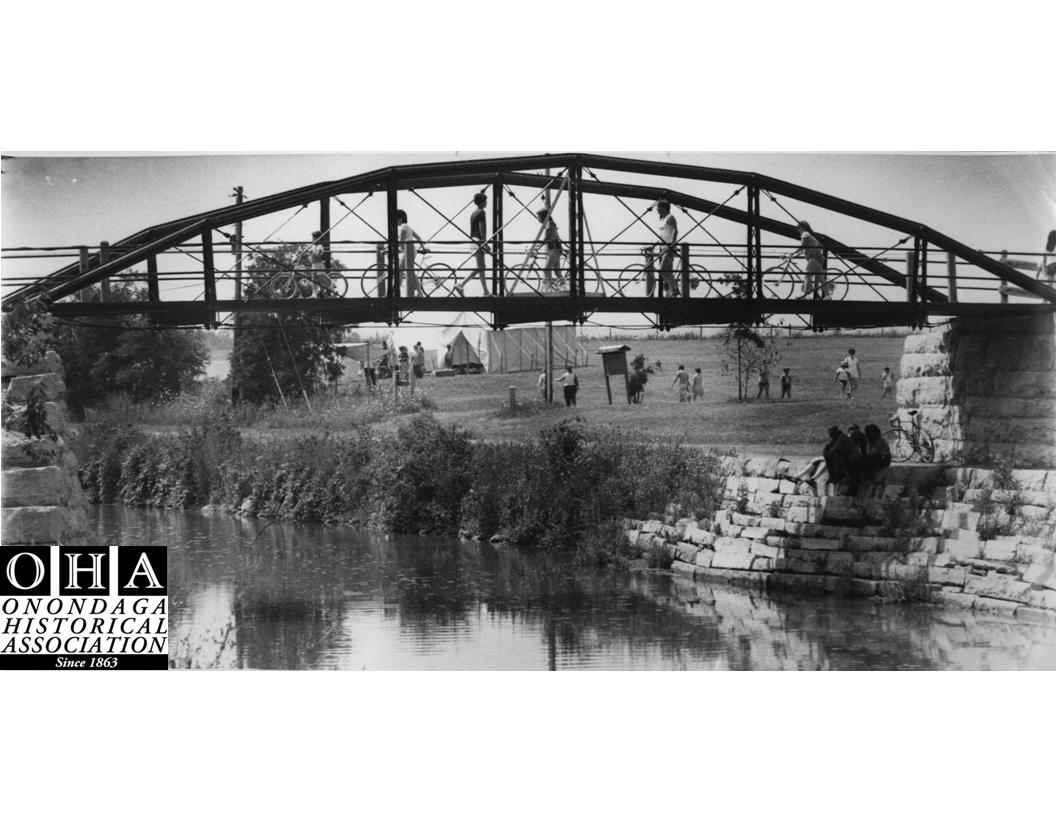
72 415 726 563
623 455 1056 623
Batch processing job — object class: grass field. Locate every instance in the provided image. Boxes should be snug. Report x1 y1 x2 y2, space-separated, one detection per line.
330 333 908 455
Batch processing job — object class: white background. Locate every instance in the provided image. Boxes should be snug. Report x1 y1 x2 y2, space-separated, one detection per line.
3 1 1054 813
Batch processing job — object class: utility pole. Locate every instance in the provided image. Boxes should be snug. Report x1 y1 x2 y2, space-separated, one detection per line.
231 186 244 404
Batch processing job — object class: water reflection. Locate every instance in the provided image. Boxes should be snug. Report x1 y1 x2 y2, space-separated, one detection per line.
92 506 1056 670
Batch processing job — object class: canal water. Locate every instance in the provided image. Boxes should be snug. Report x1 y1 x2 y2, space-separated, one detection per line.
91 505 1056 670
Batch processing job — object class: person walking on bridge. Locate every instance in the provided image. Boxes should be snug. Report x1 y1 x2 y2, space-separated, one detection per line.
531 207 564 290
793 221 827 299
396 210 427 297
649 200 681 297
456 192 490 296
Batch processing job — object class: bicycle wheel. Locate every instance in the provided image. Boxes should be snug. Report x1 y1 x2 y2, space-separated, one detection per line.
760 266 796 300
823 269 849 301
322 271 347 298
688 264 713 297
617 264 651 298
270 273 298 299
882 428 915 463
507 262 545 295
360 263 386 298
419 262 456 297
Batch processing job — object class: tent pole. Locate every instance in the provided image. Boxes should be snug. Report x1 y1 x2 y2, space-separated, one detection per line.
546 321 554 403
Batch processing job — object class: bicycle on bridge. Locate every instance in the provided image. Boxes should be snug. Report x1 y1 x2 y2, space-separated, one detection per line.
758 253 849 300
359 242 459 298
268 256 348 299
615 245 706 297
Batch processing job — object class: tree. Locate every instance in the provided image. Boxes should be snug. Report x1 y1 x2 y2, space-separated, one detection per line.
51 282 208 417
2 282 208 418
229 244 343 405
720 325 781 402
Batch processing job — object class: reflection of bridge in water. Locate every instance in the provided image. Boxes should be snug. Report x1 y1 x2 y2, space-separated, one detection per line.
4 154 1055 331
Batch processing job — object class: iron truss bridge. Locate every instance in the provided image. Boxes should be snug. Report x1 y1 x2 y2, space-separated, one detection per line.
3 153 1055 331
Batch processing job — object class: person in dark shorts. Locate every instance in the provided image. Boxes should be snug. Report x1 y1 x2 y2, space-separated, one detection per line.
848 424 867 456
456 192 489 295
823 425 858 485
556 365 579 406
780 367 792 399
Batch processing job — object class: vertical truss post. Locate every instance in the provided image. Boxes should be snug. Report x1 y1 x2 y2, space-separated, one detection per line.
680 243 690 297
568 160 580 303
99 242 111 302
386 177 399 321
946 252 958 302
575 163 585 306
78 247 89 303
492 179 504 297
146 254 160 328
919 238 928 296
746 185 760 300
320 196 331 274
202 228 217 326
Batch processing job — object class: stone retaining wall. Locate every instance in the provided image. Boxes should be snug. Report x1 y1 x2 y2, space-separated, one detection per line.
898 313 1056 468
1 352 92 546
624 454 1056 626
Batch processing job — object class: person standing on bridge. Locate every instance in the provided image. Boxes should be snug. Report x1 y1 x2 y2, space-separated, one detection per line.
652 200 681 297
396 210 427 297
456 192 490 296
532 207 564 290
793 221 827 299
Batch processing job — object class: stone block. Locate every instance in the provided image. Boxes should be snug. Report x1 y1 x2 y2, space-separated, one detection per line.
775 557 819 575
1015 607 1056 626
671 560 696 577
1016 543 1054 568
694 550 715 569
991 370 1056 400
756 478 781 494
1 505 89 544
903 330 950 355
851 579 879 597
898 376 952 407
851 562 881 579
981 538 1019 562
1 466 67 508
674 542 702 564
712 536 750 556
711 549 756 571
740 526 770 540
1027 589 1056 610
779 478 797 495
758 516 787 530
730 511 758 527
687 528 717 547
900 352 951 379
940 587 976 609
973 597 1023 616
964 573 1034 603
640 519 663 534
796 537 844 551
881 564 928 581
784 506 815 524
750 541 784 560
1021 563 1055 588
750 557 774 572
945 536 982 562
5 372 67 403
927 566 967 586
845 535 901 553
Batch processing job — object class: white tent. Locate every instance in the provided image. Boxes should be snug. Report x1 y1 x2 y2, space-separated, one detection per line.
372 313 586 374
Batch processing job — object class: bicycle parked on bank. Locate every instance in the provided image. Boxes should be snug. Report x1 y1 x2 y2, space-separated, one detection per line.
883 409 935 463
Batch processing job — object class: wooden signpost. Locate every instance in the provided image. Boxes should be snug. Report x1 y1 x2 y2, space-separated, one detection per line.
597 344 632 405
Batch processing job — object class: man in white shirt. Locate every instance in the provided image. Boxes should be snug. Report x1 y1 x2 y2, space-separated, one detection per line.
653 200 681 297
396 209 426 297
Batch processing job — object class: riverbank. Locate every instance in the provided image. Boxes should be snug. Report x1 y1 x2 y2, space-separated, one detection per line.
71 413 725 562
623 454 1056 623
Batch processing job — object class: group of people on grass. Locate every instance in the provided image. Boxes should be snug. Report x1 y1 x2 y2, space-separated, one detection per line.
360 340 427 387
538 366 580 406
792 422 892 498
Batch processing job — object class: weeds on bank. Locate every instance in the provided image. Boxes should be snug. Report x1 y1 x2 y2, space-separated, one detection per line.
74 414 727 565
